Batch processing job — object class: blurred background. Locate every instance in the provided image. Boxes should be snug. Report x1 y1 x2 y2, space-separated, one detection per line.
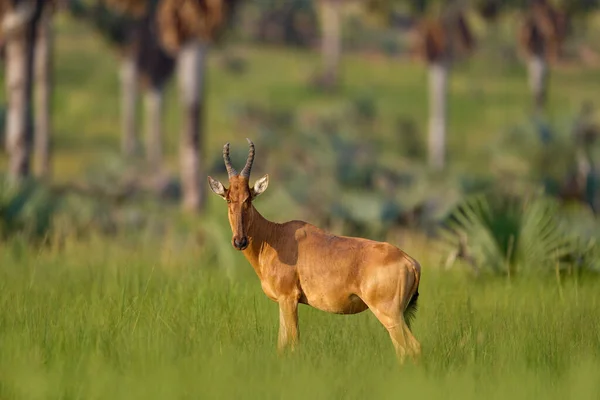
1 0 600 277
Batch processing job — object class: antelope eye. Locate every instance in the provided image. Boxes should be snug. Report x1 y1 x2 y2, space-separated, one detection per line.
226 199 232 204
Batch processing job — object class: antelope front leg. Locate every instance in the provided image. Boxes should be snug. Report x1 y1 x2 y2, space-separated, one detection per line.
277 297 299 354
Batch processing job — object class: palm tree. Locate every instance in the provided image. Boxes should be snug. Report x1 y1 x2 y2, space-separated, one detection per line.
475 0 570 116
73 0 239 212
440 190 579 277
1 0 55 183
518 0 567 116
156 0 240 212
34 1 54 179
413 0 475 170
77 0 175 168
315 0 342 90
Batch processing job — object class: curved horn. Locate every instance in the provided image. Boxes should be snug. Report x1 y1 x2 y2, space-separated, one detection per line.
240 138 255 179
223 143 238 178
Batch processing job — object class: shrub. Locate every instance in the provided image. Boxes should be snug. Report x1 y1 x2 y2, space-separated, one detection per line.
439 189 599 277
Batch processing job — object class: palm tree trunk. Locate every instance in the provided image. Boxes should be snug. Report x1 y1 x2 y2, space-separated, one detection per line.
177 39 207 212
144 85 164 170
120 53 139 157
428 61 448 170
318 0 341 89
5 8 38 183
527 53 548 115
34 5 53 179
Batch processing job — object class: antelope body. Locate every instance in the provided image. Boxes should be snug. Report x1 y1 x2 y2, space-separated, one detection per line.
208 139 422 363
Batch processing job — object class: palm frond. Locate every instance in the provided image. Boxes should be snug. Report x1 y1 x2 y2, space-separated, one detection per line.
441 191 583 276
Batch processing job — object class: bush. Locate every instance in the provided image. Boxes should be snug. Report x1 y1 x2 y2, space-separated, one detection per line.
439 189 600 277
0 178 58 241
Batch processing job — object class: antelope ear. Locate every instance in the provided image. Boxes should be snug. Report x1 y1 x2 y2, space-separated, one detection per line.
208 176 227 199
251 174 269 199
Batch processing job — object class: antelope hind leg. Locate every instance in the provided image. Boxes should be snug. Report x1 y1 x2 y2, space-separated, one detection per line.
403 324 422 362
369 306 416 364
385 319 411 364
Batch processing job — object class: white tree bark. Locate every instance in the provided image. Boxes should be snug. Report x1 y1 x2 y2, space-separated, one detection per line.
120 55 139 157
177 40 207 212
144 85 164 170
34 5 53 179
4 7 36 183
527 54 548 115
319 0 341 88
428 61 448 170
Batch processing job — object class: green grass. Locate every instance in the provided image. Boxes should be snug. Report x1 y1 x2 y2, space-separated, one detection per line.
0 236 599 399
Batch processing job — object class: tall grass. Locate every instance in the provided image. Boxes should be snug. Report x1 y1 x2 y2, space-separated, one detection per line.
0 236 599 399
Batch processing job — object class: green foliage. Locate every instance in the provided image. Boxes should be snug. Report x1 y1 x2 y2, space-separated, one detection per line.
0 106 5 147
557 203 600 273
0 156 184 245
69 0 135 46
233 0 319 47
220 95 600 253
472 0 600 19
0 178 58 241
490 110 600 211
439 190 600 276
220 99 451 239
555 0 600 15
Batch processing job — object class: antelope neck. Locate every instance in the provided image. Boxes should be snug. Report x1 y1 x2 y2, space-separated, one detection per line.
242 205 278 270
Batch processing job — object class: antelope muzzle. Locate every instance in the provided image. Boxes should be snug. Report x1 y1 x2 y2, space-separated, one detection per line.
232 235 249 251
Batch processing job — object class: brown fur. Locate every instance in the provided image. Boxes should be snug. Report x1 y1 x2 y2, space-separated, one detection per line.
208 141 422 363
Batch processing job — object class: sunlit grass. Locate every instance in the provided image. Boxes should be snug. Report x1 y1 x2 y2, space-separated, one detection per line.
0 236 599 399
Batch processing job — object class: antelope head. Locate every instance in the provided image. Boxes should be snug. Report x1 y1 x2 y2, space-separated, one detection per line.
207 139 269 251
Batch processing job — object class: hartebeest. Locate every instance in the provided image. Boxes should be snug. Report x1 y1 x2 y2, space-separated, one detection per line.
207 139 422 363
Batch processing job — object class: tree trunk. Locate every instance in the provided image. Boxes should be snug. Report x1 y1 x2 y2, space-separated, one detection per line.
527 53 548 115
318 0 341 89
120 54 139 157
177 40 207 212
5 10 37 183
34 5 53 179
428 61 448 170
144 85 164 170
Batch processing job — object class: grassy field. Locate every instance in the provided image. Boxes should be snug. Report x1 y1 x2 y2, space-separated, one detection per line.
0 236 599 399
2 12 600 399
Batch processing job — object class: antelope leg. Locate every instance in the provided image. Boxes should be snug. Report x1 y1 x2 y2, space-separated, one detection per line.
277 296 299 353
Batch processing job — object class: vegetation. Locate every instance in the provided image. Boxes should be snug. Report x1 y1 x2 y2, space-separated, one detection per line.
1 4 600 398
0 236 599 399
